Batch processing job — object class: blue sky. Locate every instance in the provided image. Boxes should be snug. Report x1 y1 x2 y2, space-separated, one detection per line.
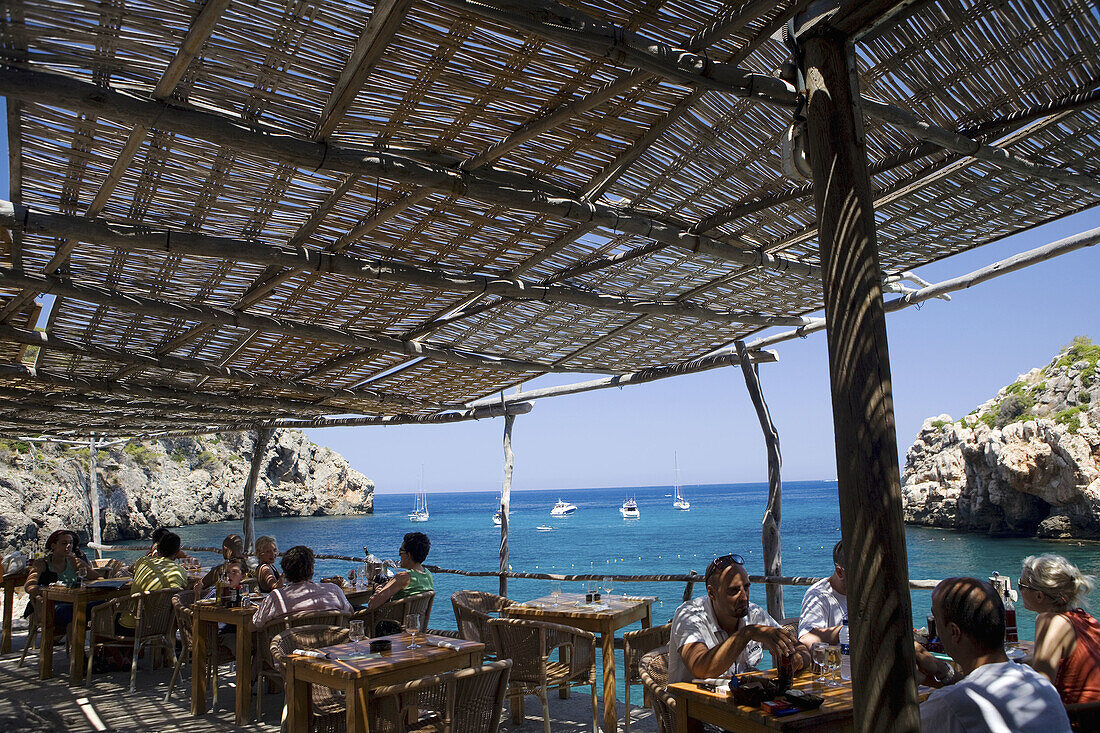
1 100 1097 493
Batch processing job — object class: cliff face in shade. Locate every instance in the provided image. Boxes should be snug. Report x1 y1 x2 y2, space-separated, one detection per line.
902 337 1100 539
0 429 373 553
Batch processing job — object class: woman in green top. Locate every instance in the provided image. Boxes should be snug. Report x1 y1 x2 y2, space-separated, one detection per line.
367 532 433 610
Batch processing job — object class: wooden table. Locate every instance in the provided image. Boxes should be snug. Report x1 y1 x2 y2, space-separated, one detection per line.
670 672 931 732
285 633 484 733
504 592 654 733
191 601 256 726
40 582 130 684
2 569 29 653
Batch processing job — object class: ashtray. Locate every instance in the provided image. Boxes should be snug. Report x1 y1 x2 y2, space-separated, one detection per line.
732 679 781 707
369 639 392 653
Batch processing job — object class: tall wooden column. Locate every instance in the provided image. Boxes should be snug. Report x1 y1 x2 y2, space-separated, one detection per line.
499 413 515 597
242 428 273 555
88 438 102 558
801 29 919 732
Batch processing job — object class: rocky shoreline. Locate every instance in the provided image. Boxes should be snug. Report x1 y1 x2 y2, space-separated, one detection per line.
902 337 1100 539
0 429 373 554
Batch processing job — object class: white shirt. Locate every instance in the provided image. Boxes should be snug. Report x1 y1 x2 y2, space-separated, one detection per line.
251 580 352 628
669 596 779 683
797 577 847 640
919 661 1071 733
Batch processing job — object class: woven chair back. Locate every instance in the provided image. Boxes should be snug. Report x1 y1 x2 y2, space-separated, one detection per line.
452 659 512 733
358 590 434 633
623 623 671 684
638 647 675 733
135 587 180 638
270 624 350 672
487 617 595 685
171 589 196 648
259 609 351 673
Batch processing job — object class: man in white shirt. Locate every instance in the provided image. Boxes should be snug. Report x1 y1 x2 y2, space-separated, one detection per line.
669 553 808 684
920 577 1071 733
798 540 848 646
251 545 352 629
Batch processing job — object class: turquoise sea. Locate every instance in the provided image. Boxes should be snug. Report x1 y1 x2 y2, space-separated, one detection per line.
114 481 1100 702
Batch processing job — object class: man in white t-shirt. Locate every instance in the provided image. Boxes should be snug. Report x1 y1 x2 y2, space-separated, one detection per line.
669 554 808 684
920 577 1071 733
797 540 848 646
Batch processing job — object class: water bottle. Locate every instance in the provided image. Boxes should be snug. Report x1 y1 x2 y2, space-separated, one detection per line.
839 617 851 682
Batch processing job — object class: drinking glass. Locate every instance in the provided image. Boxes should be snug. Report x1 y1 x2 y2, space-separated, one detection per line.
825 644 842 687
811 642 829 685
404 614 421 648
76 562 88 586
349 620 365 654
550 581 562 606
602 577 614 600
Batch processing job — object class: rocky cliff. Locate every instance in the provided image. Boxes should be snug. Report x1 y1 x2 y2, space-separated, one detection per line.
902 337 1100 539
0 430 373 553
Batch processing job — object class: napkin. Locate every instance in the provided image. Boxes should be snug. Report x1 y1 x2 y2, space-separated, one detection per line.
291 649 328 659
422 639 459 650
619 595 657 602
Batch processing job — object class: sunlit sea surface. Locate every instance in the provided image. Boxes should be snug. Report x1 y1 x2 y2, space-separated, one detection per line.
113 481 1100 702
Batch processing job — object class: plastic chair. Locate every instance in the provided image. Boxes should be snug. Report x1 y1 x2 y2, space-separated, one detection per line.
87 587 178 692
622 623 671 732
488 617 598 733
638 648 675 733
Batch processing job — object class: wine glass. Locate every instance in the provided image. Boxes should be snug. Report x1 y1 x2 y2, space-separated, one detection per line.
825 644 842 687
811 642 829 685
349 620 365 654
404 613 422 648
602 576 614 600
550 581 562 607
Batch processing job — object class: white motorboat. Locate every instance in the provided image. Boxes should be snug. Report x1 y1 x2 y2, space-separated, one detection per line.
620 497 639 519
673 453 690 510
536 525 553 532
550 499 577 517
493 510 502 526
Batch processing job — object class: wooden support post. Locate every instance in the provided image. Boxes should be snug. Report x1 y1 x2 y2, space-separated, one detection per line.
88 439 101 559
736 341 783 620
499 413 515 597
242 428 273 555
801 29 919 732
682 570 700 603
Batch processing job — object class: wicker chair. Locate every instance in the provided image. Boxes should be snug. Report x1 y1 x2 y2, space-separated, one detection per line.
488 617 598 733
162 590 236 705
622 623 671 733
256 609 351 720
270 624 350 733
638 648 675 733
93 558 125 578
353 591 434 635
86 586 179 692
451 590 510 657
366 659 512 733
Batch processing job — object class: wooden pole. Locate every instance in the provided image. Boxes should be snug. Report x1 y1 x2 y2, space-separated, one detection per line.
801 29 919 732
88 438 101 559
242 428 274 555
736 341 783 620
499 413 515 597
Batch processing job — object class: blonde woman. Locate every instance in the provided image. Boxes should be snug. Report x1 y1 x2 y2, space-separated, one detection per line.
254 536 283 592
1019 554 1100 704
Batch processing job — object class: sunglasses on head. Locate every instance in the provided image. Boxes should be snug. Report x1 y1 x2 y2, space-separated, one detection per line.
705 553 746 581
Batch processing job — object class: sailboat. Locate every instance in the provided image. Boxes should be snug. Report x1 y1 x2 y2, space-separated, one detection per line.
673 453 690 510
409 468 429 522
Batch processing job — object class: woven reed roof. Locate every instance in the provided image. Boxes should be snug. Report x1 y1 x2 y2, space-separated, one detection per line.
0 0 1097 438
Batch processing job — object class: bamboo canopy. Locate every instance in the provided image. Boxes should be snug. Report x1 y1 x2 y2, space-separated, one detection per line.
0 0 1095 443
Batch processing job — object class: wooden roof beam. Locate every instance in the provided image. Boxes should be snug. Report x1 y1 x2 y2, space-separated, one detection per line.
315 0 415 139
0 267 605 375
1 203 814 329
0 67 818 277
0 363 361 417
0 322 445 410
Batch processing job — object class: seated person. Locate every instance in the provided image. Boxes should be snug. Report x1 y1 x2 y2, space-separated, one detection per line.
920 577 1071 732
254 536 283 593
119 531 188 633
201 534 244 588
365 532 433 611
251 545 351 629
24 529 101 635
1019 554 1100 704
145 527 189 560
669 553 808 683
798 540 848 646
202 558 247 600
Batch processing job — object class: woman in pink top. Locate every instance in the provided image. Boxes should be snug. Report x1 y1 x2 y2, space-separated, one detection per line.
1020 554 1100 704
